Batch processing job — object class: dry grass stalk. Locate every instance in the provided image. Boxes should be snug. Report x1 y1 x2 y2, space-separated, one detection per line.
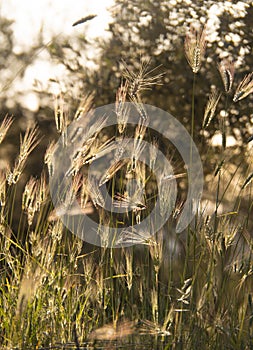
114 137 130 161
97 221 112 248
35 171 48 210
158 167 177 217
82 137 116 164
19 125 40 163
54 93 67 133
115 81 129 134
177 278 192 305
0 114 13 144
7 126 40 184
80 177 89 208
184 24 207 73
151 288 158 324
131 96 149 121
203 88 222 128
113 186 146 224
130 120 147 170
148 230 163 274
82 255 96 284
99 159 128 187
0 170 6 208
44 140 56 176
49 219 64 241
22 177 37 226
116 226 152 245
124 249 133 290
47 172 91 222
66 115 109 176
66 149 86 176
74 92 94 120
78 114 108 145
149 138 158 169
113 192 146 212
65 173 82 207
217 59 235 93
233 72 253 102
134 161 146 188
16 264 44 317
87 176 105 208
122 58 164 98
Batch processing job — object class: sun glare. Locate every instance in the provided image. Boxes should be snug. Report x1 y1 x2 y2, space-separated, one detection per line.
1 0 114 110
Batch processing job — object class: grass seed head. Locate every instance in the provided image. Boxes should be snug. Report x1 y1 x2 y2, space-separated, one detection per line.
116 81 129 134
233 72 253 102
0 114 13 144
184 23 207 74
8 126 40 185
217 59 235 93
74 92 95 120
122 58 164 99
203 88 222 129
0 170 6 208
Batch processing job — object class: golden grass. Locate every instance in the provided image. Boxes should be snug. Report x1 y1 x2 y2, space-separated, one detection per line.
0 28 253 349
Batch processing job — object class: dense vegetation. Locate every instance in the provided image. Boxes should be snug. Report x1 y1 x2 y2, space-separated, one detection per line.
0 1 252 348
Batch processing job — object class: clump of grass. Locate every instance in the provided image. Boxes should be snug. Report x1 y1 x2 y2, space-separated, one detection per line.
0 22 253 350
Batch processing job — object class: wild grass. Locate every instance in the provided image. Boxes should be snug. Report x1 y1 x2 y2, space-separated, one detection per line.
0 23 253 350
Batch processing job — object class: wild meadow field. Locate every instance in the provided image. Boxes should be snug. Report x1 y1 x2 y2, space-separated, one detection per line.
0 18 253 350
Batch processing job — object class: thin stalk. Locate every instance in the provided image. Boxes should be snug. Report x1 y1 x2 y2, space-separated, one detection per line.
183 73 197 280
191 73 196 142
214 169 221 234
178 73 197 338
221 94 229 150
